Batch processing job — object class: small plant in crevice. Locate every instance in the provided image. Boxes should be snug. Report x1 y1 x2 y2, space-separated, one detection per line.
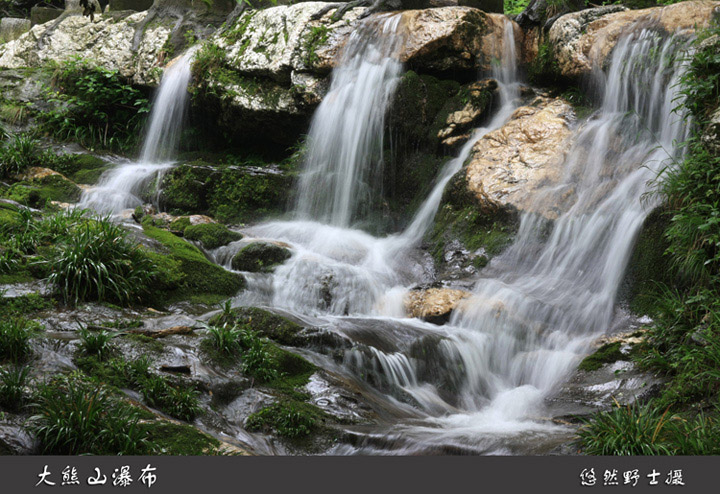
0 365 30 412
77 325 114 361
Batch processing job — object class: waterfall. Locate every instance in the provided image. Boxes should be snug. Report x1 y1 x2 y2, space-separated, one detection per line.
78 48 196 215
370 29 692 451
294 14 404 227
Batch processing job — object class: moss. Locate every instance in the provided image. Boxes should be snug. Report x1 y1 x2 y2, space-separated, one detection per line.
0 207 21 232
578 341 624 372
428 172 517 266
142 422 221 455
0 293 55 316
207 167 290 223
184 223 242 249
141 220 244 305
303 25 330 66
231 242 291 272
126 334 165 353
211 306 304 346
623 208 674 316
160 164 213 214
5 174 81 207
245 399 326 439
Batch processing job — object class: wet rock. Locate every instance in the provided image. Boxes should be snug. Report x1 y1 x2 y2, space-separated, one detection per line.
30 6 63 26
463 96 575 218
0 424 37 455
437 78 497 149
404 287 470 324
127 325 194 338
548 1 720 81
231 242 292 273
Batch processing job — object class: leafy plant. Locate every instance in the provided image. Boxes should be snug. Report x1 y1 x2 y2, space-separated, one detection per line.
0 317 37 363
0 365 30 412
245 400 321 439
0 133 39 179
47 217 157 306
29 373 151 455
77 325 114 360
41 57 149 152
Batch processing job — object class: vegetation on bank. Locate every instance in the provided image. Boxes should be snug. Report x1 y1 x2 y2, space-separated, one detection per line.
579 22 720 456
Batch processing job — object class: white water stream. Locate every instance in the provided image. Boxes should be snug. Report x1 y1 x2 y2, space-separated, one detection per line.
78 48 196 214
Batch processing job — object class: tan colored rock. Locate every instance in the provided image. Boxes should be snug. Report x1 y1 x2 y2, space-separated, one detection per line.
404 287 471 323
394 8 521 73
21 166 64 181
438 78 497 148
464 96 575 218
549 1 720 80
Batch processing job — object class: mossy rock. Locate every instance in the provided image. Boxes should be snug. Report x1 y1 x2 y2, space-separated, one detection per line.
578 342 625 372
142 220 245 305
0 204 21 232
231 242 291 273
184 222 242 249
211 306 305 346
245 399 326 440
41 153 111 185
4 174 81 207
160 163 214 213
142 422 222 455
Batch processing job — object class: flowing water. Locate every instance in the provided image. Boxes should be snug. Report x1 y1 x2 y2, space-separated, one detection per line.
78 48 196 214
224 23 692 454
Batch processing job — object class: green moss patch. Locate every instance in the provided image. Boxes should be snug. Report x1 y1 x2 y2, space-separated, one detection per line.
578 342 625 372
142 221 244 305
184 223 242 249
142 422 221 455
231 242 291 272
245 399 326 439
211 306 304 346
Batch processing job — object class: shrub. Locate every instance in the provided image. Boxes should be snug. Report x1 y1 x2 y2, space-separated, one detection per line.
41 57 149 152
0 318 36 363
48 217 157 305
29 373 151 455
0 365 30 412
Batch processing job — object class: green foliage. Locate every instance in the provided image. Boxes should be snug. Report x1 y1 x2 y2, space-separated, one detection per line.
0 365 29 412
40 57 149 152
48 217 157 306
505 0 530 15
303 26 329 66
0 318 37 364
29 373 152 455
209 306 304 346
245 400 323 439
77 325 114 361
184 222 242 249
579 402 674 455
0 133 39 179
204 323 243 357
142 421 220 455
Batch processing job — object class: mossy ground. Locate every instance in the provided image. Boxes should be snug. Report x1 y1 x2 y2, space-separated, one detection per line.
141 219 244 306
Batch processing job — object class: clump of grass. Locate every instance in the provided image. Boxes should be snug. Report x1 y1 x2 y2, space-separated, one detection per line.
579 401 674 455
0 318 37 363
29 373 152 455
245 400 323 439
0 365 30 412
0 133 39 179
77 325 114 361
48 217 157 306
205 323 243 356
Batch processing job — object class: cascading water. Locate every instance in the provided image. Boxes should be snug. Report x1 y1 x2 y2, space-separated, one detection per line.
336 29 692 454
78 48 196 214
294 15 404 227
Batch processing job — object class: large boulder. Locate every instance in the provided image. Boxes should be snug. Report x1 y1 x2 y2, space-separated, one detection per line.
463 95 574 218
192 3 519 145
231 241 292 272
548 1 720 81
0 11 170 85
0 17 31 43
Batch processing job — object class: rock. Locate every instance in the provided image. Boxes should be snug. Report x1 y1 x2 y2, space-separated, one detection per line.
404 287 471 324
0 425 37 455
0 18 31 43
395 8 520 74
548 1 720 81
231 242 292 273
195 4 520 145
127 325 194 338
703 104 720 155
0 10 171 85
458 0 502 14
30 6 63 26
463 96 575 218
437 78 497 149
